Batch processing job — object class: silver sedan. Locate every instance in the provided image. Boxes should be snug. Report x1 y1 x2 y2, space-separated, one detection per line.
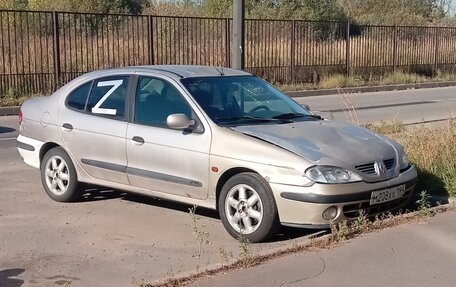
17 65 417 242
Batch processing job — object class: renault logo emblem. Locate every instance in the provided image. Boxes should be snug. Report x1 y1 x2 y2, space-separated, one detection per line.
374 161 387 176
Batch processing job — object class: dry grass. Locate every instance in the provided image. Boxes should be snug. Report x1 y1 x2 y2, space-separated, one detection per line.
365 120 456 198
365 119 406 134
0 88 41 106
319 74 365 89
382 71 428 85
279 69 456 93
396 121 456 197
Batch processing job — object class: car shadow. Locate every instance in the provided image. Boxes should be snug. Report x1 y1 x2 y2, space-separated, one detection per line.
268 227 326 242
78 185 220 220
78 185 127 202
0 126 15 134
81 187 318 248
77 185 323 240
123 191 221 219
0 268 25 287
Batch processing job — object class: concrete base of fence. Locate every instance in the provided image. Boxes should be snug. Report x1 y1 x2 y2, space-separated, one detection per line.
1 81 456 116
287 80 456 97
0 106 20 116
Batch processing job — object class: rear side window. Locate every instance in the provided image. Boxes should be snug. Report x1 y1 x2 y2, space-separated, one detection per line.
86 76 129 119
66 82 91 111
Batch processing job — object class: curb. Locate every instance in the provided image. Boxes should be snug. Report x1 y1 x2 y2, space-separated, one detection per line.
287 81 456 98
1 81 456 116
152 230 328 285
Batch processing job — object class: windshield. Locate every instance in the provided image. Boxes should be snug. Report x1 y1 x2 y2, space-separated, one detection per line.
181 76 312 126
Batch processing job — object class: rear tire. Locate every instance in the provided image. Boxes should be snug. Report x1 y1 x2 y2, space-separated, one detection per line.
218 172 279 243
40 147 81 202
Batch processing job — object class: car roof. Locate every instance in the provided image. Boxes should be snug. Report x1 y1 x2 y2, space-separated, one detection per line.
81 65 252 80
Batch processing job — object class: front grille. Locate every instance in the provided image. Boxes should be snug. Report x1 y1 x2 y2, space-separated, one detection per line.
355 158 396 175
384 158 395 170
342 190 412 218
355 162 376 174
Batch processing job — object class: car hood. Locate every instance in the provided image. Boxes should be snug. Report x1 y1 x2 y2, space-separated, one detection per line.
231 120 398 168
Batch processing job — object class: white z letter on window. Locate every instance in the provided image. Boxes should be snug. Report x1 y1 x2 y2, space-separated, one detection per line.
91 80 123 115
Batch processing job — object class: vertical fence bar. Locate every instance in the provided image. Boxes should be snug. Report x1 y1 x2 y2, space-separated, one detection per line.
290 20 295 84
345 21 350 76
52 11 61 89
434 27 440 75
225 18 230 67
392 25 398 72
147 15 154 65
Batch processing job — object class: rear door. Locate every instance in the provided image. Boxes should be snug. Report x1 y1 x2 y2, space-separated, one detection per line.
58 75 131 185
125 75 211 200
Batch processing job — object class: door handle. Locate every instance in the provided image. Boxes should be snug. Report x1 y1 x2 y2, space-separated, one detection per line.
62 123 73 131
132 136 145 145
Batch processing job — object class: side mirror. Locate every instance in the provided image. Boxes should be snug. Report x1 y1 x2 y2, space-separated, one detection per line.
301 104 310 111
166 113 195 130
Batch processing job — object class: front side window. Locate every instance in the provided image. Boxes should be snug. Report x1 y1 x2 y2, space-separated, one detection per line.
86 76 129 119
181 76 311 126
134 76 192 127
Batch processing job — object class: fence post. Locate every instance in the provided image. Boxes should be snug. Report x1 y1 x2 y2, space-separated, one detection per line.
434 27 440 76
392 25 398 72
345 21 350 76
232 0 245 69
225 18 230 67
290 20 295 84
147 15 154 65
52 11 61 89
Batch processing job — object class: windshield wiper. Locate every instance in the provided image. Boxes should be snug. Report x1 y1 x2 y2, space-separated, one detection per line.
307 114 323 120
216 115 282 123
272 113 323 120
272 113 307 119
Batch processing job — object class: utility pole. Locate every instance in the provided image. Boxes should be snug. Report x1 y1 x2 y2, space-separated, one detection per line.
232 0 245 69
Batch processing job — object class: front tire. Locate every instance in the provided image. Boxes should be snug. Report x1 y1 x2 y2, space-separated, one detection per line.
219 172 279 243
40 146 81 202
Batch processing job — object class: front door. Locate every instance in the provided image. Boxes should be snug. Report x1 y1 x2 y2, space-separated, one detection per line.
126 75 211 200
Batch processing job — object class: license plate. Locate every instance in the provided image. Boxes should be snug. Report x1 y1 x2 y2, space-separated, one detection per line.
370 185 406 205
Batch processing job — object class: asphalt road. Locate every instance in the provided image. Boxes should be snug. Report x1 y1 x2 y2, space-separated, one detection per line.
295 86 456 124
0 86 455 286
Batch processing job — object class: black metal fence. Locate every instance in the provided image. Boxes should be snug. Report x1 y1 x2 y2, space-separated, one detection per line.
1 9 456 97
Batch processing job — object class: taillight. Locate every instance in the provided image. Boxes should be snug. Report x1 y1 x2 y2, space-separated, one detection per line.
19 110 23 125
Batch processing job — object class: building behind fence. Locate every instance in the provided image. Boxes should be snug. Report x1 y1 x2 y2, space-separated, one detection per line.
1 9 456 96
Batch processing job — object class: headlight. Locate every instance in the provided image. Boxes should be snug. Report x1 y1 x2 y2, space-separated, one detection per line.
305 166 362 184
400 152 410 170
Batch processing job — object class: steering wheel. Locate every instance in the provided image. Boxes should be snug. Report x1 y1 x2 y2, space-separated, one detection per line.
248 105 270 113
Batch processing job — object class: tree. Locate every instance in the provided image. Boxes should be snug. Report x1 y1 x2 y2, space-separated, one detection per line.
339 0 452 25
0 0 27 9
27 0 148 14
